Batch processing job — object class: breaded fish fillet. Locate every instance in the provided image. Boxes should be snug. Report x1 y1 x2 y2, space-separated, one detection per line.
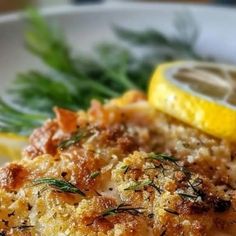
0 91 235 236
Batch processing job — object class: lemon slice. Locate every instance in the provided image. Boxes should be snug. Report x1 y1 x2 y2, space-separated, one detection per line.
148 61 236 141
0 133 27 163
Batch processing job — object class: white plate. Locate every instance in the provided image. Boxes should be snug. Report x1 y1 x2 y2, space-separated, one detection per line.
0 3 236 93
0 3 235 165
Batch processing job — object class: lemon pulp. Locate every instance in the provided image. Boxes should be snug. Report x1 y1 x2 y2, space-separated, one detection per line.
148 61 236 141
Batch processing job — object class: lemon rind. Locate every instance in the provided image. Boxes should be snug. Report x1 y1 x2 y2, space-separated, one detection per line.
148 62 236 141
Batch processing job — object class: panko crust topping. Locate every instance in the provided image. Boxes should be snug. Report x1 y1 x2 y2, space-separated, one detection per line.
0 91 236 236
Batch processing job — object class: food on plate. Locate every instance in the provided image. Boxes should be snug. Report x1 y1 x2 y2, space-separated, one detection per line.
0 91 236 235
149 61 236 141
0 9 236 236
0 11 203 161
0 10 202 137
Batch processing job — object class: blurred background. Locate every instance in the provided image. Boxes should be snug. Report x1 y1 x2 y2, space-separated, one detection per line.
0 0 235 13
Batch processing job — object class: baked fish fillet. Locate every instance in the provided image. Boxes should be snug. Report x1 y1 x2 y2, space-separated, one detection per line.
0 91 235 236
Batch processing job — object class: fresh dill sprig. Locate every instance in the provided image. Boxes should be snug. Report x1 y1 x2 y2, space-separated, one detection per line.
115 12 202 61
147 152 179 163
33 178 86 196
25 9 136 97
25 9 78 76
87 203 144 226
8 71 80 115
0 10 205 135
0 98 45 135
58 131 86 150
90 171 100 179
124 179 152 191
124 179 162 194
101 203 144 217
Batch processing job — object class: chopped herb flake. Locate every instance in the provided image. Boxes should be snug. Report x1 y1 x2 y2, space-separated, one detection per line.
101 203 144 217
125 179 152 191
121 165 129 174
33 178 86 196
148 153 178 163
90 171 100 179
58 132 85 150
164 208 179 215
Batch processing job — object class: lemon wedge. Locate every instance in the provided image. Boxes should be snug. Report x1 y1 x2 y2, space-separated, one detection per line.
0 133 27 163
148 61 236 141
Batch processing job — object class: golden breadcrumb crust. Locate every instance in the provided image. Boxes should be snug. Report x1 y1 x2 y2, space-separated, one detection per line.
0 91 236 236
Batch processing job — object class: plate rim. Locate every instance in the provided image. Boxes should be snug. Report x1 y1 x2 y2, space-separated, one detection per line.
0 2 235 24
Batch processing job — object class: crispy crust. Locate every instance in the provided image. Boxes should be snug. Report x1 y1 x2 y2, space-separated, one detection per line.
0 91 236 236
0 163 28 191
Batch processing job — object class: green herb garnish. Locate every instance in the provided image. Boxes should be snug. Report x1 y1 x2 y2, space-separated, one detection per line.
101 203 144 217
58 132 85 150
87 203 144 226
0 98 46 135
164 208 179 215
149 182 163 194
90 171 100 179
177 192 198 199
115 13 201 61
0 10 206 135
124 179 152 191
125 179 163 194
33 178 86 196
121 165 129 174
148 153 178 163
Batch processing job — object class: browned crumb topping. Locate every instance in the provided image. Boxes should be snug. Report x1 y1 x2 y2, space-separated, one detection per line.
0 90 235 236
